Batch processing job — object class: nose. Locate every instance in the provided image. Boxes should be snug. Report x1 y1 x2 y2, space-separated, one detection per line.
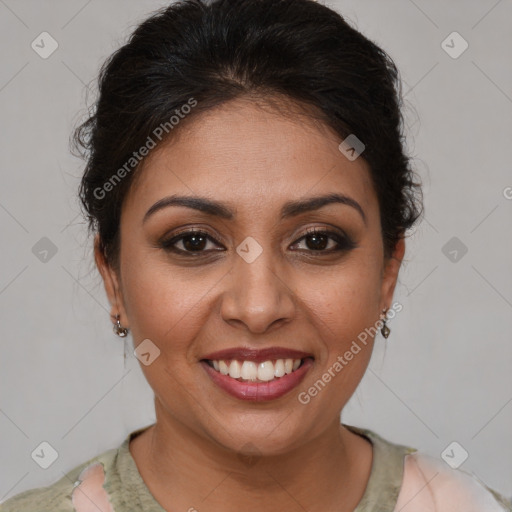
220 246 296 334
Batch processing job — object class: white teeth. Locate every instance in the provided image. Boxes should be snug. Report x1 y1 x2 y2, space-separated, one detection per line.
209 358 304 381
257 361 275 381
229 360 242 379
219 360 229 375
274 359 285 377
240 361 258 381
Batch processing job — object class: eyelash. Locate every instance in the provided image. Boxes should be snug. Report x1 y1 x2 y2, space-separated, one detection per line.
159 227 356 256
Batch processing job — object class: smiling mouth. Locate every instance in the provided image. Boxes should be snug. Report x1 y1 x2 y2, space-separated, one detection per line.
203 357 313 383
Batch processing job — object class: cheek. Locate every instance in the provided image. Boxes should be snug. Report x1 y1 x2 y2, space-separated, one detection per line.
121 261 208 349
292 267 381 419
295 262 382 407
119 259 213 418
300 261 382 334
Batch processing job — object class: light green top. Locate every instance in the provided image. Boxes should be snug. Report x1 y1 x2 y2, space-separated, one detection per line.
1 423 510 511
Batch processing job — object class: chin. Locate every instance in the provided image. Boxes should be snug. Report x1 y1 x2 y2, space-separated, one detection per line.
203 410 313 458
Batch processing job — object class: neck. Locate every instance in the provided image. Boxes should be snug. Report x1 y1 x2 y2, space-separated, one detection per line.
130 399 373 512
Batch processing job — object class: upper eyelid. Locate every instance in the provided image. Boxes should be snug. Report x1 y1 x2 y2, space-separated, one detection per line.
165 226 346 239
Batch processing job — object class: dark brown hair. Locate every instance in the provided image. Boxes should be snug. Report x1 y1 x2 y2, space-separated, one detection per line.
73 0 423 268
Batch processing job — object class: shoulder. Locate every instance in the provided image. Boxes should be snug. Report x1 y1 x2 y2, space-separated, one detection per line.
0 447 119 512
394 450 512 511
348 425 512 512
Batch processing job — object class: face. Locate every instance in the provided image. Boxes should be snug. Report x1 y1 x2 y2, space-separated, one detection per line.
97 97 404 456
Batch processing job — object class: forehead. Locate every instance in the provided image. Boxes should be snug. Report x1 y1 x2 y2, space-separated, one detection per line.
124 97 378 222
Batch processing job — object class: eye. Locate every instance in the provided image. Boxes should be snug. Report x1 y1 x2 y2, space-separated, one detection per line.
159 227 356 256
160 230 223 255
290 228 355 253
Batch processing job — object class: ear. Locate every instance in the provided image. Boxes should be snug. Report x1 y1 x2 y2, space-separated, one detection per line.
380 236 405 311
94 234 130 329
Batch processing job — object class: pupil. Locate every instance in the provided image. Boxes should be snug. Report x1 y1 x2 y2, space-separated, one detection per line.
307 234 327 250
184 234 206 251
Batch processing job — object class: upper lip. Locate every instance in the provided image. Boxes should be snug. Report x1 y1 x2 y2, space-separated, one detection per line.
201 346 314 364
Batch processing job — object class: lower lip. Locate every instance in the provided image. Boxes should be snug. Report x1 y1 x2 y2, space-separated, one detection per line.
201 358 314 402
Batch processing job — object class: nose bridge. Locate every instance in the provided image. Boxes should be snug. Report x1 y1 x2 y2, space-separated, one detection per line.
220 237 295 332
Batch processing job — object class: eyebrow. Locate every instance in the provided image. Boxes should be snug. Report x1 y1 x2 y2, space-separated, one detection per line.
143 193 367 225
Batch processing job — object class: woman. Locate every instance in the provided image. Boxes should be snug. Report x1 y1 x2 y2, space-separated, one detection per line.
2 0 510 510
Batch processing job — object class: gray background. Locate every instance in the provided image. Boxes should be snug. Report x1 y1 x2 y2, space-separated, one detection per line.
1 0 511 503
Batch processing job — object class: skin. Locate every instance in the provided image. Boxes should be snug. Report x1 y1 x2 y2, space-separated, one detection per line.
95 96 405 511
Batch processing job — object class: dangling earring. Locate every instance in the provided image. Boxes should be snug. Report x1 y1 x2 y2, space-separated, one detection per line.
113 313 129 337
380 308 390 339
